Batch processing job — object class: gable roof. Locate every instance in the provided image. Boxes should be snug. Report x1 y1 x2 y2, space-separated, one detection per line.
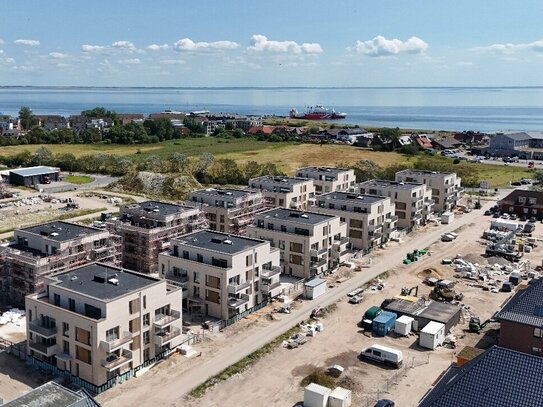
432 137 461 149
498 189 543 207
419 346 543 407
495 277 543 327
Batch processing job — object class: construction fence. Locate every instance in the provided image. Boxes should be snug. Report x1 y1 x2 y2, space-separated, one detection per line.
219 298 269 330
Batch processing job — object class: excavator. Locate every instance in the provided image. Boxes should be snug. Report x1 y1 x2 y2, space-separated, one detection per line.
469 317 497 333
401 286 419 297
429 285 463 302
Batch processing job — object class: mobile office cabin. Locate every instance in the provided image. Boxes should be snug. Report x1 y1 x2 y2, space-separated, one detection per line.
328 386 352 407
419 321 446 350
304 278 327 300
360 344 403 368
372 311 397 337
395 315 414 336
304 383 331 407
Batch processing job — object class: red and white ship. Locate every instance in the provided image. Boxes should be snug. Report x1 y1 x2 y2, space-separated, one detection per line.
289 105 347 120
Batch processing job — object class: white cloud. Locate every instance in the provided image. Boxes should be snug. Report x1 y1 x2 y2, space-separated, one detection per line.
160 59 186 65
14 39 40 47
82 44 106 53
111 40 136 51
118 58 141 65
82 41 139 54
349 35 428 57
248 34 323 54
173 38 239 52
4 57 15 64
471 39 543 54
147 43 170 51
49 52 67 59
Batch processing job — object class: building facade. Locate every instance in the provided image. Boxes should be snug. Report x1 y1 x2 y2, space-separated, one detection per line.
108 201 206 274
26 263 183 387
1 221 121 306
295 167 356 194
313 192 396 251
497 190 543 219
354 179 434 231
9 166 60 187
246 208 349 278
189 188 270 234
248 175 315 210
159 230 281 320
395 169 462 213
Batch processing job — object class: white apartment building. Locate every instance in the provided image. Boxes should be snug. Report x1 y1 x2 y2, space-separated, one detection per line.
246 208 350 279
159 230 281 320
248 175 315 210
295 166 356 194
354 180 434 231
395 170 463 213
189 188 270 235
314 192 396 251
25 263 183 387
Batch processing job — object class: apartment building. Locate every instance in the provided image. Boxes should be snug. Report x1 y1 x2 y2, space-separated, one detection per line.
246 208 349 279
395 169 463 213
25 263 183 387
354 179 434 231
248 175 315 210
1 221 121 306
189 188 270 234
314 192 396 251
295 166 356 194
159 230 281 320
108 201 206 274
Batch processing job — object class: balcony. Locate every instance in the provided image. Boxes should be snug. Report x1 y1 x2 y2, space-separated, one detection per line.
101 349 133 371
154 310 181 328
154 327 181 347
310 247 328 257
28 341 58 357
370 232 383 241
334 236 349 244
261 265 281 278
100 331 133 353
28 321 57 338
386 215 399 223
228 293 250 309
368 224 382 233
261 281 282 296
310 258 327 269
227 280 252 294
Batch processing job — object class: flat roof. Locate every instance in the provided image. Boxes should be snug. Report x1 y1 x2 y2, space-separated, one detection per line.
260 208 336 225
10 166 59 177
318 191 386 204
250 175 310 186
19 221 103 242
191 188 258 199
125 200 196 216
305 277 326 287
51 263 159 301
297 166 351 174
3 381 83 407
175 230 267 254
358 179 424 190
421 320 445 334
397 169 454 176
418 301 461 323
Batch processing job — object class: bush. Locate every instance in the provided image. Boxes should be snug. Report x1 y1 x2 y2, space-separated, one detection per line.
300 368 336 389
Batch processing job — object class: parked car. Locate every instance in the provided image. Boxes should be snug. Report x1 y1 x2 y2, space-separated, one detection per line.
529 217 537 223
375 400 395 407
501 213 510 219
349 294 363 304
520 215 527 221
510 214 518 220
511 181 522 186
484 210 492 216
492 212 501 218
360 344 403 368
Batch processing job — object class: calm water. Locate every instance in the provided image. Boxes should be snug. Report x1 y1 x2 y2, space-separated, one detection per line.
1 86 543 132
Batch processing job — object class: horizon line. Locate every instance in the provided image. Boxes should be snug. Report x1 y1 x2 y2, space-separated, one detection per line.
1 85 543 90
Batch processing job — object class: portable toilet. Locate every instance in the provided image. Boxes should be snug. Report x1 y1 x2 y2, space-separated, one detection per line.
395 315 414 336
304 278 327 300
372 311 397 337
419 321 446 349
328 386 352 407
304 383 331 407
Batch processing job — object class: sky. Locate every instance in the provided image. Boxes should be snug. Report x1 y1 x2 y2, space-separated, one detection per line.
1 0 543 87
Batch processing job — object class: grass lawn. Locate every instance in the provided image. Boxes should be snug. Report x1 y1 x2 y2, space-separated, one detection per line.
468 163 534 187
65 175 94 184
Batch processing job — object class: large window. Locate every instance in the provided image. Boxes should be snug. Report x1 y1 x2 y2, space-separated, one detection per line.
534 328 542 338
105 326 119 342
75 327 91 345
75 346 91 364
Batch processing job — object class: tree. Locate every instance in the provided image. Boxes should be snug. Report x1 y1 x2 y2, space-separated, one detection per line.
19 106 36 130
82 128 102 143
32 147 54 166
170 153 188 173
350 159 382 182
242 160 261 182
144 118 175 141
183 117 206 134
81 107 117 121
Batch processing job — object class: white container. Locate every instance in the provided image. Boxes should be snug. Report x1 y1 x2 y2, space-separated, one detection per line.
441 211 455 224
419 321 446 350
395 315 414 336
304 383 331 407
328 386 352 407
304 278 327 300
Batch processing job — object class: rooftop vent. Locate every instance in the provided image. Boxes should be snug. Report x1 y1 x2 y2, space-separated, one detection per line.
223 239 233 245
93 274 107 284
211 237 223 244
225 192 233 196
70 275 77 281
300 214 309 219
50 232 59 237
108 278 119 286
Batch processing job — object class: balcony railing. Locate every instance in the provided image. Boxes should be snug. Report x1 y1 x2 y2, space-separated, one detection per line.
386 215 399 223
368 224 382 233
28 321 57 338
333 236 349 244
101 349 133 370
261 281 282 295
310 247 328 257
261 265 281 278
310 258 327 268
154 327 181 347
228 293 250 308
227 280 252 294
154 310 181 328
28 341 58 357
100 331 133 353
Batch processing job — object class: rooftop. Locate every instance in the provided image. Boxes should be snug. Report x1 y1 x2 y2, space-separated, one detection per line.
317 191 387 204
495 277 543 327
297 166 352 174
417 301 461 324
419 346 543 407
123 200 196 216
50 263 160 301
259 208 336 225
396 169 454 177
2 381 95 407
19 221 103 242
191 188 258 200
9 166 59 177
249 175 311 186
358 179 425 190
498 189 543 206
174 230 267 255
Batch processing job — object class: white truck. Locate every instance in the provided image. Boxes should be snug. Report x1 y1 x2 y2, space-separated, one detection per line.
360 344 403 368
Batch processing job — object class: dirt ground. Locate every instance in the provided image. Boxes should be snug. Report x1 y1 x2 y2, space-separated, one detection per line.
180 209 541 407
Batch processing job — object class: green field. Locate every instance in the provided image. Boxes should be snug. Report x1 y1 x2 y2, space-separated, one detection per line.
65 175 94 184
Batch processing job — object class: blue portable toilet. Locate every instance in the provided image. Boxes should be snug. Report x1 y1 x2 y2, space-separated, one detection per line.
372 311 397 337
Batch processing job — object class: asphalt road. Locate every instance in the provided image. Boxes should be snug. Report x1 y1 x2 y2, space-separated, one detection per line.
104 194 504 407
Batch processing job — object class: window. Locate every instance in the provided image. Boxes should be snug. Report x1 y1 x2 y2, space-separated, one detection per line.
76 327 91 345
143 348 150 361
129 299 139 315
281 225 287 232
206 289 220 304
534 328 542 338
63 340 70 354
84 304 101 319
279 240 285 249
143 295 147 309
129 318 140 334
75 346 91 364
143 313 150 327
62 322 69 337
106 326 119 342
532 347 542 356
197 253 203 263
143 330 150 345
193 271 200 284
194 286 200 298
246 255 252 267
54 293 60 306
211 257 228 268
323 226 328 235
182 250 189 259
220 215 225 223
68 298 75 312
267 223 274 230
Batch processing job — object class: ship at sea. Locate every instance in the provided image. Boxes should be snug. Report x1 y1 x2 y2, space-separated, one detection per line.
289 105 347 120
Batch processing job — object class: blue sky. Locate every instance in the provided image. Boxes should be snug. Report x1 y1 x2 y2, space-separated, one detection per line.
1 0 543 87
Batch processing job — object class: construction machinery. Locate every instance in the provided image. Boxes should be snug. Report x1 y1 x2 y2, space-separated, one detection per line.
469 317 497 333
404 248 428 264
401 286 419 297
430 285 463 302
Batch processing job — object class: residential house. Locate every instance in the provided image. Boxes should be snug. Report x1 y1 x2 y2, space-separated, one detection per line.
148 111 186 121
249 175 315 210
454 131 488 145
432 137 463 151
246 208 349 278
26 263 183 388
497 189 543 219
414 134 434 150
486 131 543 158
159 230 281 319
117 113 145 125
295 166 356 194
34 115 70 131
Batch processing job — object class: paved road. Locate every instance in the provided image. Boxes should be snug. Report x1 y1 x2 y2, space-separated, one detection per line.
104 195 504 407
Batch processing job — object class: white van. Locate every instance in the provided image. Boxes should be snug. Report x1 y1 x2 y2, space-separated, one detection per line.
360 344 403 368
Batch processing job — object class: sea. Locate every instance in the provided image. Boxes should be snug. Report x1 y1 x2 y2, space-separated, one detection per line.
1 86 543 132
